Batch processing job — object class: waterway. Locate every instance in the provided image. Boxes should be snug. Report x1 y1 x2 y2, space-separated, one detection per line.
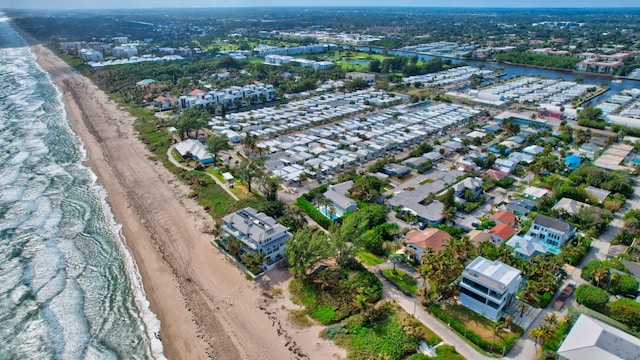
350 45 640 106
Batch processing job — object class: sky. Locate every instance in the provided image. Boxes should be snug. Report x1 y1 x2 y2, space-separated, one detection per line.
2 0 640 10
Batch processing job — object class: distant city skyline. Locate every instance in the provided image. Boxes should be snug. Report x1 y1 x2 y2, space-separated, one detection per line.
2 0 640 10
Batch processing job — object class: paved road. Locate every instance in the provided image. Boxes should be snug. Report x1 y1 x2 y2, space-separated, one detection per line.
371 261 538 360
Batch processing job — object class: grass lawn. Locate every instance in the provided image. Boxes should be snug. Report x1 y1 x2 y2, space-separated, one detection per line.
170 148 184 163
357 250 385 266
382 268 418 295
441 303 522 342
418 178 435 185
205 167 227 184
327 304 444 360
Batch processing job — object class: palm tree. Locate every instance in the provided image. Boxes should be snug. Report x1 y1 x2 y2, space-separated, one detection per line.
530 327 545 350
389 254 405 273
592 267 608 288
543 313 558 329
491 320 505 351
504 314 515 331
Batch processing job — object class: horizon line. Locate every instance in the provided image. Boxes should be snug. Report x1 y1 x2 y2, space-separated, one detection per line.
4 5 640 10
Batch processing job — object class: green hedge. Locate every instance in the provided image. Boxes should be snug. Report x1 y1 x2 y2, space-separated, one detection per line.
608 298 640 330
296 196 332 229
575 284 610 311
429 305 518 353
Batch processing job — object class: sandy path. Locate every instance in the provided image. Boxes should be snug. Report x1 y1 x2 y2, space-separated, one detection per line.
16 30 344 360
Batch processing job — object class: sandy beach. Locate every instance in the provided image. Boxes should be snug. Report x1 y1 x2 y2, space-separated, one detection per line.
18 30 345 360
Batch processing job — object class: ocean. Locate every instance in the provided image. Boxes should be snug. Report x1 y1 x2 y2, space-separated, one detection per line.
0 16 164 359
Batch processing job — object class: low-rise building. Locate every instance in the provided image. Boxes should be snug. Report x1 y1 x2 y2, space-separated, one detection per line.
490 210 517 228
405 228 451 263
459 257 522 321
323 181 357 217
220 207 292 268
527 214 575 252
488 223 516 244
506 234 547 260
174 139 214 165
452 177 483 203
557 314 640 360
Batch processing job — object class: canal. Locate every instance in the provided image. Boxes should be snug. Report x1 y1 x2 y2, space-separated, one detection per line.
349 45 640 107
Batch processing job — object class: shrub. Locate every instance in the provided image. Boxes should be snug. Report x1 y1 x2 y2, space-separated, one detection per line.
296 196 332 229
540 292 553 307
575 284 610 311
608 298 640 330
609 273 640 297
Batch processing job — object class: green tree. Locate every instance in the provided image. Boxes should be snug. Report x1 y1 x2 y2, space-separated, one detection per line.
225 238 242 256
284 228 333 279
608 298 640 330
575 284 610 311
174 108 208 139
278 204 308 233
609 273 640 297
205 133 232 164
234 156 266 193
349 175 386 204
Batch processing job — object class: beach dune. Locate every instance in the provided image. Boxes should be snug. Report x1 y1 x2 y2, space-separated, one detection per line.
19 32 335 360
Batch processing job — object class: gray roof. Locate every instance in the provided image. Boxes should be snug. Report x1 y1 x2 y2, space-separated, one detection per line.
553 198 592 215
506 235 547 257
453 177 483 193
558 314 640 360
463 256 521 291
585 186 611 203
533 214 575 233
223 207 291 248
324 181 357 210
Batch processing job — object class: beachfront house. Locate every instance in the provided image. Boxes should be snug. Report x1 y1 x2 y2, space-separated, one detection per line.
174 139 214 165
220 207 292 269
459 257 521 321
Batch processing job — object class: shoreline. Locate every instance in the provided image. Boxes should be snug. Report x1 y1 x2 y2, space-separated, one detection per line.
15 27 343 360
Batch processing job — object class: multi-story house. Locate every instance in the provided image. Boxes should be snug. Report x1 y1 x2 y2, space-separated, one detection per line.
220 207 292 269
526 214 575 252
452 177 483 203
459 256 522 321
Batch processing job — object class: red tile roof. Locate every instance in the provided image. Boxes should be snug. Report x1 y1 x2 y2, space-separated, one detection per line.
189 89 204 95
484 169 509 181
405 228 452 252
488 223 516 242
490 210 517 226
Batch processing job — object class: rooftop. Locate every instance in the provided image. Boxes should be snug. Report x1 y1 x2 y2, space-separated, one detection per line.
463 256 521 291
488 223 516 241
405 228 452 252
557 314 640 360
533 214 575 233
490 210 517 225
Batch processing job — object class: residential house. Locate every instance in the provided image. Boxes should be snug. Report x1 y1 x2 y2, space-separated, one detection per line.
403 156 431 170
220 207 292 269
553 198 592 216
490 210 517 228
488 223 516 244
483 169 509 182
493 158 516 174
459 257 522 321
467 229 492 247
527 214 576 252
323 181 357 217
153 95 176 110
506 198 536 216
523 186 550 202
174 139 214 165
453 177 483 203
405 228 451 263
383 163 411 177
557 314 640 360
523 145 544 156
506 235 547 260
585 186 611 203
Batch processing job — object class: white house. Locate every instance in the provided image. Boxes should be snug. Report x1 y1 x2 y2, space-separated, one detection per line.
459 256 521 321
557 314 640 360
174 139 214 165
220 207 292 269
526 214 575 252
